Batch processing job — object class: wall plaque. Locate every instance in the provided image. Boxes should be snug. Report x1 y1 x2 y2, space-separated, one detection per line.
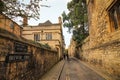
14 42 28 52
5 54 31 63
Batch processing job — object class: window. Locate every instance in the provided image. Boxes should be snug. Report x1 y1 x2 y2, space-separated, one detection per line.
46 33 52 40
108 0 120 31
34 33 40 41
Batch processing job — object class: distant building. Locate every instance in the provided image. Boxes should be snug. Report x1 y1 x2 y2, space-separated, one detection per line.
22 17 65 59
68 39 76 57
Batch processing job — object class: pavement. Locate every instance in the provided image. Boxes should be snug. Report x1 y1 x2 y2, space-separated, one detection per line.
59 58 106 80
39 60 65 80
39 57 113 80
79 59 114 80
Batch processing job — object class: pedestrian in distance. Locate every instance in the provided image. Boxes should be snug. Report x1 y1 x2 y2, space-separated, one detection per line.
63 53 66 60
66 53 69 61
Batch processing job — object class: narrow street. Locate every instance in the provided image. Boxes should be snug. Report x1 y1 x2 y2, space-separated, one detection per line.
0 0 120 80
60 58 106 80
40 57 106 80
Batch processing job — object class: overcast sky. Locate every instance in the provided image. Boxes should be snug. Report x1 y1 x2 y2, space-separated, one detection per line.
28 0 72 48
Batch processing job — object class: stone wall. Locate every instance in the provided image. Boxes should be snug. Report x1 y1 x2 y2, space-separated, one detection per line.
0 13 59 80
78 0 120 80
0 14 22 36
80 35 120 79
0 36 58 80
68 39 76 57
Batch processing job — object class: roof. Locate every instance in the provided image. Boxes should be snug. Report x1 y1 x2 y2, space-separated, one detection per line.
39 20 53 26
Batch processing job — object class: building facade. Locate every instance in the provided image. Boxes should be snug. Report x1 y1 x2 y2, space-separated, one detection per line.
22 17 65 59
79 0 120 79
68 39 76 57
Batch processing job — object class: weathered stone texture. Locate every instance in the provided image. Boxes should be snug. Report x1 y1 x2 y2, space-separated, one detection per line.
0 14 22 36
79 0 120 79
87 0 120 48
68 39 76 57
0 37 58 80
0 14 59 80
81 39 120 79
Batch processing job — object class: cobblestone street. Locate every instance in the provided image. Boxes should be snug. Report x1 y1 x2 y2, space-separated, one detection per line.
40 57 107 80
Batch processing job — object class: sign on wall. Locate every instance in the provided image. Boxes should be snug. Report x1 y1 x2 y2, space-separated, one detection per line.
14 42 28 52
5 54 31 63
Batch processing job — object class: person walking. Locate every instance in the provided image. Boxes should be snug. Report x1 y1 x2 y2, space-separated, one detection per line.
63 53 66 60
66 53 69 60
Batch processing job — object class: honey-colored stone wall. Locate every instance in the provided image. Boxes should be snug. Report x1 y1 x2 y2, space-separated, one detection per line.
0 14 22 36
78 0 120 79
81 36 120 79
0 36 58 80
68 39 76 57
0 14 59 80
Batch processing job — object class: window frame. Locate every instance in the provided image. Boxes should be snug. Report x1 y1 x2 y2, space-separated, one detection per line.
34 33 40 41
108 0 120 32
46 33 52 40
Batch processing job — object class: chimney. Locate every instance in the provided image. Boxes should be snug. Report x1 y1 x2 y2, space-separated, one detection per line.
58 16 62 24
23 16 28 26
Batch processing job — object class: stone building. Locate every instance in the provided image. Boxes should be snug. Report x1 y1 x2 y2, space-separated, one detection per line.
79 0 120 79
68 39 76 57
22 17 65 59
0 13 58 80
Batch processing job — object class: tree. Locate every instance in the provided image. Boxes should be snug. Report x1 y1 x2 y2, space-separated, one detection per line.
62 11 73 32
62 0 88 44
0 0 47 20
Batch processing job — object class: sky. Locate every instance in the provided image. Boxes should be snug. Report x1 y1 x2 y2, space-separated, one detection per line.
28 0 72 48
